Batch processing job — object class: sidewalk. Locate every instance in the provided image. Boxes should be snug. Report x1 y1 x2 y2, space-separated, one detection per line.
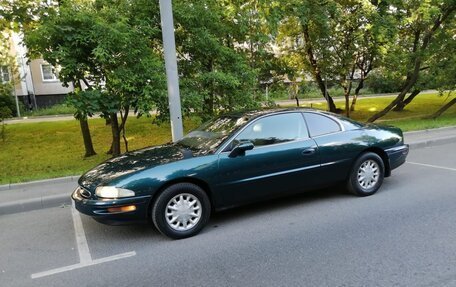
405 126 456 149
275 89 438 107
4 114 76 125
0 125 455 216
4 90 439 124
0 176 79 216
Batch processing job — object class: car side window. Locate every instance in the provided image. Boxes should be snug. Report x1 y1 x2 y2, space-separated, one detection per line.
233 113 308 147
304 113 341 137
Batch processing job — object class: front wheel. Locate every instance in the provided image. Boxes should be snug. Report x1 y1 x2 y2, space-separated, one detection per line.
347 152 385 196
151 183 211 239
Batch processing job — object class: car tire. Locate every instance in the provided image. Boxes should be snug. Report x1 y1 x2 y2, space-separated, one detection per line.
151 182 211 239
347 152 385 197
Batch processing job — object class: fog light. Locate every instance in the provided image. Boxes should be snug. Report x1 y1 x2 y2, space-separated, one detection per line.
107 205 136 213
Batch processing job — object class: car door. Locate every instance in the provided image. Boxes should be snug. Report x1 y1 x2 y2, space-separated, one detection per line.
303 112 361 184
216 112 321 207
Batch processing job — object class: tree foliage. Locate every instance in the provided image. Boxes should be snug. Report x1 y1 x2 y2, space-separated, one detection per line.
367 0 456 121
24 0 167 156
275 0 397 115
171 0 259 119
2 0 456 155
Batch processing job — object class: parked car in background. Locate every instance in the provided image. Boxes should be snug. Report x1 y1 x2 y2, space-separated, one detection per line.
73 109 409 239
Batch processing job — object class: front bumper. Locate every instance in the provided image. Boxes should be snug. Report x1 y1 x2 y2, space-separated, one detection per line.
386 144 409 171
72 187 152 225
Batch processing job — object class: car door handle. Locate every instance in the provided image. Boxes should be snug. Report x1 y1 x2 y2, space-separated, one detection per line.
301 148 316 156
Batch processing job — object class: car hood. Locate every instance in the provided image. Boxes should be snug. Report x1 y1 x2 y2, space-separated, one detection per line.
78 144 194 191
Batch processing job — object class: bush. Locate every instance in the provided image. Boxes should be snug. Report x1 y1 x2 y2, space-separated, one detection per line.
0 84 16 117
23 103 76 117
0 106 12 142
365 72 403 93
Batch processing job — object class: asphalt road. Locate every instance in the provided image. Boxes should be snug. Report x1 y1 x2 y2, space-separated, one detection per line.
1 142 456 287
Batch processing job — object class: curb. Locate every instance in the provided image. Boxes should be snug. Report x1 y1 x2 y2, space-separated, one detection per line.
407 135 456 149
405 125 456 149
0 194 71 216
0 175 79 191
404 125 456 135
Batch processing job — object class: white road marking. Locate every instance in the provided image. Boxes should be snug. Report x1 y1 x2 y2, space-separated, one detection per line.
31 203 136 279
31 251 136 279
71 201 92 264
407 161 456 172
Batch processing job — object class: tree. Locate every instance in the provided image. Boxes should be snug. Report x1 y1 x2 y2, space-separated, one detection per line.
25 0 166 157
24 0 99 157
0 73 13 144
275 0 339 112
367 0 456 122
0 27 20 118
88 0 166 156
224 0 285 98
276 1 396 116
171 0 258 119
327 1 390 117
2 0 99 156
426 26 456 119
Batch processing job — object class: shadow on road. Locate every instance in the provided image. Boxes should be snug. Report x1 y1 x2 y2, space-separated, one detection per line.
82 186 355 240
211 186 351 226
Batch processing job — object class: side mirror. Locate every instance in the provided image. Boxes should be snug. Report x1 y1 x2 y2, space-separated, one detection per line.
229 141 254 158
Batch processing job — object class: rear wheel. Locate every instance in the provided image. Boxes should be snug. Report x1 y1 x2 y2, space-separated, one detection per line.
152 183 211 239
347 152 385 196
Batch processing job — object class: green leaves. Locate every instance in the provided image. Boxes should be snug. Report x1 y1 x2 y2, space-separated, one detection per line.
171 0 259 118
24 0 167 119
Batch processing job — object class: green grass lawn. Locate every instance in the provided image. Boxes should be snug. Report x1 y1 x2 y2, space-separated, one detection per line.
0 117 200 185
22 103 76 117
271 86 377 101
0 92 455 185
292 92 456 131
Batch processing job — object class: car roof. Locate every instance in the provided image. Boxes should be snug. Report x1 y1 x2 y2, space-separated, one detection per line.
223 108 331 120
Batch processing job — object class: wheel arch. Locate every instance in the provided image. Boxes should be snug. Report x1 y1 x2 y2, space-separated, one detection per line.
146 177 215 220
361 147 391 177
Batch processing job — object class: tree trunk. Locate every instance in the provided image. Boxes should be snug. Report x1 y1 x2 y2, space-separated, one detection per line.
393 89 421 111
350 77 365 112
72 80 96 157
203 95 214 117
119 108 129 153
344 91 350 118
302 24 337 112
350 95 358 112
108 113 121 157
367 89 408 122
315 76 337 112
426 98 456 119
367 59 421 122
79 117 96 157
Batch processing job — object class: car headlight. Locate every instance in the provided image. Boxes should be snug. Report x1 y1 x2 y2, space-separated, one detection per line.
95 186 135 199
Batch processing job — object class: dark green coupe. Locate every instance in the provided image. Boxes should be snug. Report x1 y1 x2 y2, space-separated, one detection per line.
72 109 409 239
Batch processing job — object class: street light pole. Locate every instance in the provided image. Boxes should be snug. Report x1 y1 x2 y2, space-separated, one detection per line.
159 0 184 142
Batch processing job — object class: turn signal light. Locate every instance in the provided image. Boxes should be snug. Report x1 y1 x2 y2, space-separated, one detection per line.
107 205 136 213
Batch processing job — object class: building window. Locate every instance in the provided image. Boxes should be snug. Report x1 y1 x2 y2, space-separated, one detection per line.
41 64 58 81
0 66 10 83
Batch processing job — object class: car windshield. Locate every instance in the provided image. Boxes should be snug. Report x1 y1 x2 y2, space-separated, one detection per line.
176 116 249 153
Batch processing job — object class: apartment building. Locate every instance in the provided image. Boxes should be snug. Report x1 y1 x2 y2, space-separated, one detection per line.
4 33 74 109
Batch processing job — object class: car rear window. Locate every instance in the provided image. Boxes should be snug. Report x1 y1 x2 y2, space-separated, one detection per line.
304 113 341 137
